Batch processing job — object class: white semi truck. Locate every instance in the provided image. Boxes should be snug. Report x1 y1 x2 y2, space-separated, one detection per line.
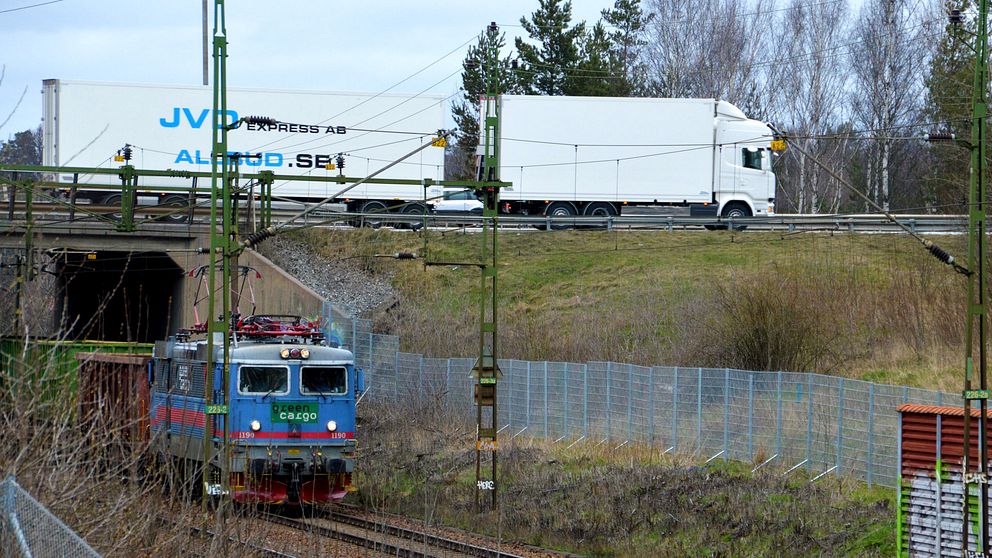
41 79 446 214
38 81 775 223
488 95 777 220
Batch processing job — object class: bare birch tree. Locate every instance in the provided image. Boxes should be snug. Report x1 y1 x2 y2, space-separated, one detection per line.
767 0 851 213
848 0 934 212
643 0 774 116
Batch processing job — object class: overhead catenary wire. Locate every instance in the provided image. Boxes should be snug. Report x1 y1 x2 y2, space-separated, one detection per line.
241 130 451 249
773 124 970 276
245 34 478 153
0 0 64 14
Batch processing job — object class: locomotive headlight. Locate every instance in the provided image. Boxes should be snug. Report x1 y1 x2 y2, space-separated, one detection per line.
250 420 262 432
326 420 337 432
279 348 290 359
300 348 310 359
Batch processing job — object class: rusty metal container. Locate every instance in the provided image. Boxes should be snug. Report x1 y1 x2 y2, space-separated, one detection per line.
898 404 992 557
76 352 152 451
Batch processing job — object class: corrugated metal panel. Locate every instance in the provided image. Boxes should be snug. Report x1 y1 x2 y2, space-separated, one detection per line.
77 352 152 450
899 407 992 557
899 403 992 417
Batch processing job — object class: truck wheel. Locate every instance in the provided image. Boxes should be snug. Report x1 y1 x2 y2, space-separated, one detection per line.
721 202 751 231
582 202 617 229
101 193 123 220
358 200 388 228
402 203 427 230
159 195 190 223
544 202 576 230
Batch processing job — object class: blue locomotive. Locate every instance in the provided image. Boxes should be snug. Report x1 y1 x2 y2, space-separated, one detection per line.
150 315 362 505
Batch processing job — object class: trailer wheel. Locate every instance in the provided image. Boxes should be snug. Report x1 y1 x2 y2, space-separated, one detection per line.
159 195 190 223
100 193 123 220
358 200 388 228
582 202 617 229
544 201 576 230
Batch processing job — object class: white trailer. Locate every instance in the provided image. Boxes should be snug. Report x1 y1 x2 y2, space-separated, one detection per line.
41 79 445 213
491 95 777 219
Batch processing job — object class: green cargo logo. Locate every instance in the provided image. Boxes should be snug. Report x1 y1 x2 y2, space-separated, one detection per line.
271 402 318 423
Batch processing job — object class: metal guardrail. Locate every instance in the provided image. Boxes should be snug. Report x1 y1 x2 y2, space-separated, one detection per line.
2 198 970 235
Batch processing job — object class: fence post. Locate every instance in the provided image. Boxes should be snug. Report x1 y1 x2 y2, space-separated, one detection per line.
835 378 845 477
544 361 549 438
526 361 531 428
776 371 783 457
369 332 374 375
351 317 357 355
748 372 754 462
697 368 703 453
649 366 655 445
446 359 452 411
506 361 512 428
867 383 875 486
393 351 399 399
723 368 730 460
627 365 633 442
564 365 569 437
583 364 589 438
418 354 424 401
607 362 613 439
806 375 814 472
3 478 32 558
672 367 679 450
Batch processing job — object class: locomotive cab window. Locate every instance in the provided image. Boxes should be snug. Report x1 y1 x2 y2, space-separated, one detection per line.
301 366 347 395
239 366 289 395
742 147 762 170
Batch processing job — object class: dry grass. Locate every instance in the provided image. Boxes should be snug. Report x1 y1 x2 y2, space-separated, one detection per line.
298 228 967 389
355 396 894 557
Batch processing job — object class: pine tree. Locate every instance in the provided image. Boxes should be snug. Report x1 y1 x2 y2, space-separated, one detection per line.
570 22 614 97
513 0 587 95
923 0 979 211
448 30 514 180
0 126 42 166
600 0 653 96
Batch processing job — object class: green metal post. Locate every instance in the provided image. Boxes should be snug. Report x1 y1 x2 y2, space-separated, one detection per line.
962 0 990 551
117 165 137 232
472 22 502 513
258 170 274 228
203 0 232 515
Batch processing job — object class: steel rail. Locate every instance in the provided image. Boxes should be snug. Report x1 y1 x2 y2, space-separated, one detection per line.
260 510 527 558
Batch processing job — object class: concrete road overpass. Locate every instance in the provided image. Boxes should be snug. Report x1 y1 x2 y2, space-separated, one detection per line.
1 220 329 342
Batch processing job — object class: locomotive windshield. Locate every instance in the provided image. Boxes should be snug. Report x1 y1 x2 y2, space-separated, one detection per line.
239 366 289 395
301 366 347 395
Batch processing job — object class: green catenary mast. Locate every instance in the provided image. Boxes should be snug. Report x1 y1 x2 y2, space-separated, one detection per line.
961 0 991 551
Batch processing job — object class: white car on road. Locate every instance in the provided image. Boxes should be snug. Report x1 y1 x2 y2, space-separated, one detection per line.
430 188 483 214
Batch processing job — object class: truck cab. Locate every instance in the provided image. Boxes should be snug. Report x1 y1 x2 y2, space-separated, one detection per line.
713 102 776 218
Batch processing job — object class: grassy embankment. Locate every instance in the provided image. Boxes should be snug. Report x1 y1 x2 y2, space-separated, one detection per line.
356 398 895 557
299 227 966 391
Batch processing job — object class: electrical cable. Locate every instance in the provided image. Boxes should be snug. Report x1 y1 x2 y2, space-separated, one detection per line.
773 124 970 275
244 34 478 153
0 0 64 14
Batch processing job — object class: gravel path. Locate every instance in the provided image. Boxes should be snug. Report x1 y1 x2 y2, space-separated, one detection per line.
258 235 396 318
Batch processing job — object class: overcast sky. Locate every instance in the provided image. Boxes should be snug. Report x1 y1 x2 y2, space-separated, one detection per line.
0 0 610 138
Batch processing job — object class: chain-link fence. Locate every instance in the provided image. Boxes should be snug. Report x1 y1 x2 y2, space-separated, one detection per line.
334 313 953 488
1 476 101 558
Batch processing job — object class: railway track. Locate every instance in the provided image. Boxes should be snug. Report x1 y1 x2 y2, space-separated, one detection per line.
259 507 562 558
